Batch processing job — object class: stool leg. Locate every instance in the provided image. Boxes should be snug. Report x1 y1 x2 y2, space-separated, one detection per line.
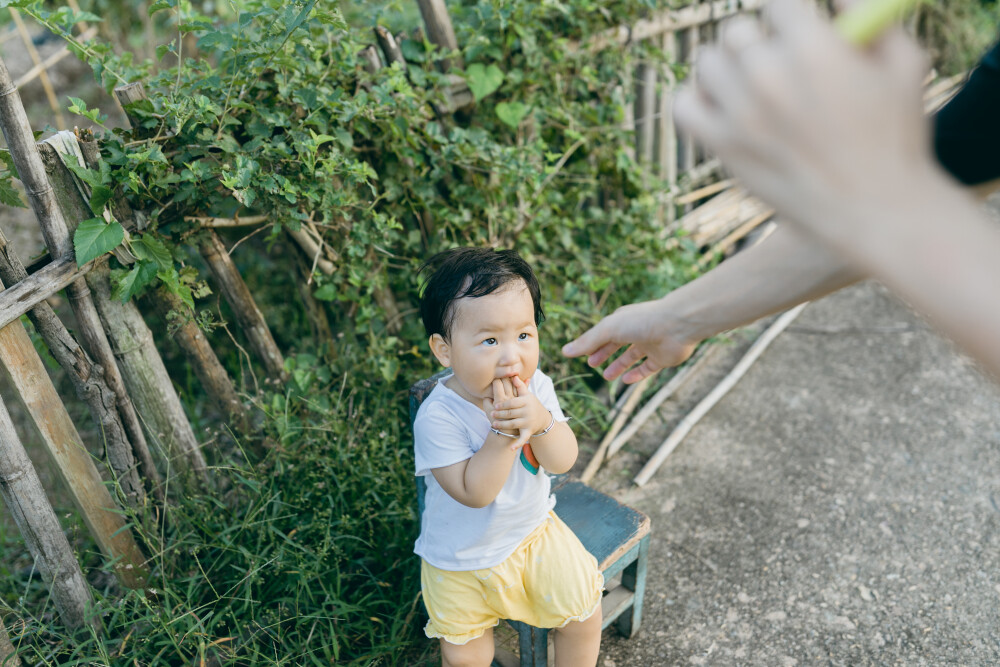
615 536 650 638
510 620 549 667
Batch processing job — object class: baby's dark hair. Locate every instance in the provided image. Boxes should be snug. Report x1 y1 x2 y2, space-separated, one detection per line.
419 247 544 339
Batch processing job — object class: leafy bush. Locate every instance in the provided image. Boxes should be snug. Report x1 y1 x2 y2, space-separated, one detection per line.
0 0 698 663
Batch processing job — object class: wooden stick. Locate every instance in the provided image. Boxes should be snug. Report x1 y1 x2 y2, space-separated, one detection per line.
200 230 287 381
13 26 98 90
0 56 151 585
634 303 808 486
374 26 405 67
185 215 269 228
605 342 723 461
0 255 92 328
635 59 657 169
0 615 19 666
676 178 734 206
657 29 678 220
10 10 65 130
0 394 94 629
38 139 161 506
416 0 462 71
580 376 650 483
288 226 335 276
696 208 775 269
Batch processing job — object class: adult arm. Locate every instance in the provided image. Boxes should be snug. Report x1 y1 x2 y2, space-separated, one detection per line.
671 0 1000 377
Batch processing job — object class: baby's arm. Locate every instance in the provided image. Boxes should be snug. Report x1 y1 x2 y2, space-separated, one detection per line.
491 376 578 474
431 435 521 508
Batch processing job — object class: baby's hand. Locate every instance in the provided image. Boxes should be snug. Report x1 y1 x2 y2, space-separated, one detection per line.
491 376 549 450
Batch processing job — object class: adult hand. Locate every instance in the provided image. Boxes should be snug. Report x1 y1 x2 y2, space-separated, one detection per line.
674 0 932 255
562 298 698 384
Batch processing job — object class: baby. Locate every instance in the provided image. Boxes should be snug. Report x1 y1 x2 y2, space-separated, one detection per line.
414 247 604 666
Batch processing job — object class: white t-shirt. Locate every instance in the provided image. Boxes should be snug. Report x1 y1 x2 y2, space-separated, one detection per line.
413 368 569 571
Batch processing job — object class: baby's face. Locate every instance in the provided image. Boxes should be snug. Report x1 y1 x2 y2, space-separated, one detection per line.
438 281 539 406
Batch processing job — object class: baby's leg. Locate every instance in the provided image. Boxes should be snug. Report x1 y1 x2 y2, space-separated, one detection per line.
554 607 601 667
439 627 494 667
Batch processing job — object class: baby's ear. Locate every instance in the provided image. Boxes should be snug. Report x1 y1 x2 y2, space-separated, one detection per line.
428 334 451 367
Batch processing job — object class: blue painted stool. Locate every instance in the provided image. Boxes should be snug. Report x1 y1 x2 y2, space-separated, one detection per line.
410 374 651 667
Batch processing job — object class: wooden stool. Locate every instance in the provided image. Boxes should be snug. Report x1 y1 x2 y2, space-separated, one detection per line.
410 374 651 667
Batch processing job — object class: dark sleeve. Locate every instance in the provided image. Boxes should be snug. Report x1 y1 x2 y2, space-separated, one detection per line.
933 38 1000 185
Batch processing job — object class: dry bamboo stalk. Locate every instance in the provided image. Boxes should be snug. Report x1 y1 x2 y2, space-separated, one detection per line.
676 178 734 206
0 615 19 666
0 315 149 589
37 140 162 505
634 303 808 486
358 45 382 74
605 342 722 460
9 10 65 130
375 26 405 66
185 215 269 228
696 208 775 269
13 26 98 90
199 230 286 381
0 255 92 328
580 375 650 484
0 395 94 629
85 263 210 485
657 31 678 193
150 287 249 433
681 22 699 174
416 0 462 72
635 59 657 168
575 0 766 52
288 227 335 276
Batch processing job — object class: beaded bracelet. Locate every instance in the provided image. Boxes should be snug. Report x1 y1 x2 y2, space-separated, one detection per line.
490 410 555 439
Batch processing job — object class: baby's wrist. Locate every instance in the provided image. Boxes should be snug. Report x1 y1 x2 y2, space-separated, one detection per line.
532 410 555 437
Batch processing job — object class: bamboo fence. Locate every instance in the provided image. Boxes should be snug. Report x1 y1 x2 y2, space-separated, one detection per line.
0 0 762 646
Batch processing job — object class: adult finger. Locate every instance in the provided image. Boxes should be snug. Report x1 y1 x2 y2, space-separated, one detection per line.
602 344 647 381
622 358 665 385
562 319 616 358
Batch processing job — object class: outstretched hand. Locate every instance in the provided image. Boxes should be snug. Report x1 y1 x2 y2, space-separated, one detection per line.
562 298 698 384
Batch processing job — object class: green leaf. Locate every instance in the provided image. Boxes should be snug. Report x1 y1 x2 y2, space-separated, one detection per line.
149 0 174 15
157 269 194 309
132 235 173 270
0 179 24 208
112 261 157 302
89 185 114 216
314 283 337 301
197 31 235 52
74 217 124 266
465 64 504 102
495 101 529 128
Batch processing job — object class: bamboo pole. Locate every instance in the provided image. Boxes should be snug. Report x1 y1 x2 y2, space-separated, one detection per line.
657 30 678 210
13 26 98 90
0 615 19 666
9 10 65 130
0 255 92 328
635 58 657 169
580 376 650 484
374 26 405 67
696 208 775 269
199 230 287 382
112 85 250 436
0 396 95 629
86 262 210 486
680 22 699 174
416 0 462 71
634 304 808 486
606 343 722 460
0 56 150 586
675 178 733 206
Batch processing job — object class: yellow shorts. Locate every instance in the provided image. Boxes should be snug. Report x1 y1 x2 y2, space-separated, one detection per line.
421 511 604 646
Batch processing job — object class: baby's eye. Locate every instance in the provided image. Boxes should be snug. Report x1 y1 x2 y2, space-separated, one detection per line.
518 332 531 341
482 337 497 346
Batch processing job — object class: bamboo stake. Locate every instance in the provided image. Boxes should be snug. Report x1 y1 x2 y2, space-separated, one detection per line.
0 615 19 666
374 26 405 67
185 215 269 228
675 178 734 206
657 30 678 197
580 375 650 484
9 10 65 130
199 230 287 382
0 255 92 328
87 262 210 485
416 0 462 72
696 208 775 269
680 22 699 174
0 395 94 629
13 26 98 90
634 303 808 486
606 343 722 460
0 56 150 585
635 57 657 169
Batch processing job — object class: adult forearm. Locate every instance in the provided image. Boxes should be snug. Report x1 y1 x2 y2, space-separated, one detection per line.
664 224 862 345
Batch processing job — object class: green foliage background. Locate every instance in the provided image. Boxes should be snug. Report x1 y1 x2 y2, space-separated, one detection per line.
0 0 697 664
